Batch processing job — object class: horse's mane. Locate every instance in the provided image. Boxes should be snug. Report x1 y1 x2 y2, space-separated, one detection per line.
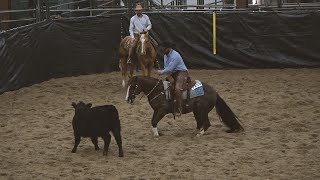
135 75 160 82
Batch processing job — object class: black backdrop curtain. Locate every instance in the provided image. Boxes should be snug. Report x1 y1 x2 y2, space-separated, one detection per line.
1 11 320 94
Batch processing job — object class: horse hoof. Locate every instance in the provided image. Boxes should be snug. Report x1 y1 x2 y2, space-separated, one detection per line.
226 129 237 133
197 128 205 137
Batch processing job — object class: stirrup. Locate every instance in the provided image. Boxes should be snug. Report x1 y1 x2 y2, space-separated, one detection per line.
127 58 132 64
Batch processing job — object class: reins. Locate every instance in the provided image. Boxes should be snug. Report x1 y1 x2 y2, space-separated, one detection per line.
139 79 162 100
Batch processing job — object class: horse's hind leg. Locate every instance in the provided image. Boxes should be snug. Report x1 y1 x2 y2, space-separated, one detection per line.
202 113 211 131
193 110 203 134
193 109 210 137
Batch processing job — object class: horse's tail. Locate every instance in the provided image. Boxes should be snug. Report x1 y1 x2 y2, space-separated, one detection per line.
215 94 244 133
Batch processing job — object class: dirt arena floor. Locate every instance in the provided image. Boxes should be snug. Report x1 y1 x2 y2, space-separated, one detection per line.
0 68 319 179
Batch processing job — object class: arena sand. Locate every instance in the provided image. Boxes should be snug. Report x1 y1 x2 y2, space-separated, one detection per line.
0 68 319 179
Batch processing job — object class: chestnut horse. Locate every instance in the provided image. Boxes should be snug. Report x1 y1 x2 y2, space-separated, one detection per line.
119 36 138 87
136 32 157 77
126 76 244 137
119 33 157 87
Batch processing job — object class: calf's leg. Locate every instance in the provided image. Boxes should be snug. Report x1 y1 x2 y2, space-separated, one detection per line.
91 137 99 150
71 135 81 153
101 134 111 156
113 129 124 157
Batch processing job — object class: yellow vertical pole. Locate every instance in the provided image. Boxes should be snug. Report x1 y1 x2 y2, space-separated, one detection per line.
213 12 216 55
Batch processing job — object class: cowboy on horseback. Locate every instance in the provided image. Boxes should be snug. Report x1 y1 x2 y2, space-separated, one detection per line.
128 3 157 64
157 41 189 116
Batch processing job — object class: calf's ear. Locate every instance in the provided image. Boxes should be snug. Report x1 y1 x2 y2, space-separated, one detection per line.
72 102 77 108
86 103 92 108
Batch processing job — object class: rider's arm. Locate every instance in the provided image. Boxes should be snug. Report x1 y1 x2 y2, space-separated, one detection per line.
129 17 135 38
145 15 152 31
160 56 179 75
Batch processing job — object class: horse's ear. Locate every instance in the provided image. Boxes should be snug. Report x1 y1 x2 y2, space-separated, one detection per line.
128 76 137 84
72 102 77 108
127 76 132 84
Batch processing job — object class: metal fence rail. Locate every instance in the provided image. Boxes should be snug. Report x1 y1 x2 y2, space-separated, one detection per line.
1 0 320 31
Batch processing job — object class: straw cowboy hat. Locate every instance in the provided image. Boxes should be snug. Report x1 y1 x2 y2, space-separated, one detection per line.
135 4 143 11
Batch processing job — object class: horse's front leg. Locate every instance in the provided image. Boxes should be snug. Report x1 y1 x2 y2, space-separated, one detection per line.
151 109 167 137
129 63 135 78
120 58 128 88
147 64 152 77
140 60 147 76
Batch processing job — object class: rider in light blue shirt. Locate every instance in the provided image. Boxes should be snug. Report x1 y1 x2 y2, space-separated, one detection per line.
157 41 189 116
160 49 188 75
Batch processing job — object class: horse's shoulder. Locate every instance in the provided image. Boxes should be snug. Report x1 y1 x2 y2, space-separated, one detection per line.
121 36 131 42
120 36 133 48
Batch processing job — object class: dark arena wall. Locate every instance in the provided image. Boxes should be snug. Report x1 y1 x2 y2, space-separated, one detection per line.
0 11 320 94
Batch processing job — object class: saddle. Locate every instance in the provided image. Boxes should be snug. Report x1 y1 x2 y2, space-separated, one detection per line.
163 78 204 101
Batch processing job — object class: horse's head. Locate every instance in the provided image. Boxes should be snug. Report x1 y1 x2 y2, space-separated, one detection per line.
137 32 150 56
125 76 142 104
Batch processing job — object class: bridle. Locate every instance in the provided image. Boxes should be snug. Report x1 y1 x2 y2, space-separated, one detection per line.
137 32 150 55
129 79 163 102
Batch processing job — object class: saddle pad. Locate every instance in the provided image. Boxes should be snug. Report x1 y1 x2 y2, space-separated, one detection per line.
162 80 204 100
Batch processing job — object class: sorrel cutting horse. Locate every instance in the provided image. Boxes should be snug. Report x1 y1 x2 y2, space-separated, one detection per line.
136 32 157 77
119 36 137 87
119 32 157 87
125 76 244 137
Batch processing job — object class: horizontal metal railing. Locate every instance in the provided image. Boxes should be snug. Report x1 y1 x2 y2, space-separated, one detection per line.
49 0 88 9
1 0 320 31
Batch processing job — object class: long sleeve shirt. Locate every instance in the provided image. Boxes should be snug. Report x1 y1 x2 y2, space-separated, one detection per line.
129 14 152 38
160 49 188 75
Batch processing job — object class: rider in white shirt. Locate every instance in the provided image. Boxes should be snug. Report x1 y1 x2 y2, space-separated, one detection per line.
128 3 157 63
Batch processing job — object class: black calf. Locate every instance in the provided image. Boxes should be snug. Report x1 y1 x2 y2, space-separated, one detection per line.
71 101 123 157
